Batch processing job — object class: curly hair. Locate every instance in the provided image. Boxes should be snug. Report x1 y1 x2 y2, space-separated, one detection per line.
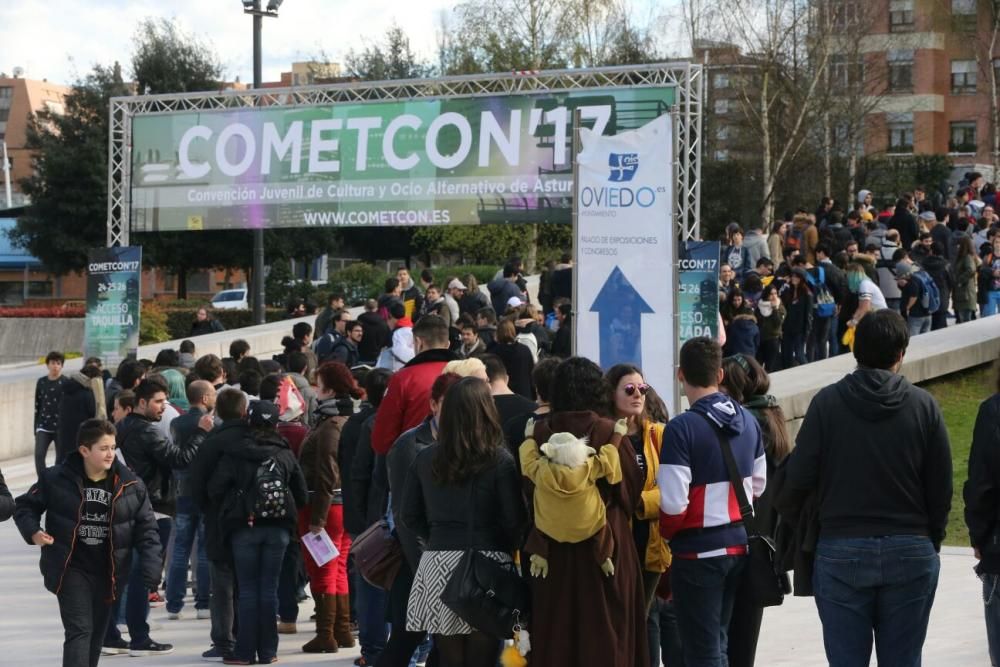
550 357 608 413
315 361 364 399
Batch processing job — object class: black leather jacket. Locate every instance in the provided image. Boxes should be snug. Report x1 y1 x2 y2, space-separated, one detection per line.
0 467 14 522
14 454 162 596
117 412 198 515
189 420 252 561
400 443 526 554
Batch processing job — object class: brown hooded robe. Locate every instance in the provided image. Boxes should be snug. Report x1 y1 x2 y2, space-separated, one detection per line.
525 410 648 667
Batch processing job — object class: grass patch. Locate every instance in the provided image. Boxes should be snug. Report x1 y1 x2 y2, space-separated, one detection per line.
918 363 996 547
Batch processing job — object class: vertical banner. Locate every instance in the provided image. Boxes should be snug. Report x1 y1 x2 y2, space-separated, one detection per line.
575 115 676 416
85 246 142 367
678 241 721 346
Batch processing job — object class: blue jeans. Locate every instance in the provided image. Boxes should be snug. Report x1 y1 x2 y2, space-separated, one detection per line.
231 525 290 663
356 571 389 661
983 291 1000 317
907 315 931 337
166 494 210 613
104 517 171 648
813 536 940 667
670 555 746 667
647 597 684 667
277 538 303 623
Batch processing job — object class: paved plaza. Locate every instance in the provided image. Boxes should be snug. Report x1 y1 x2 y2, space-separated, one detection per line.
0 451 991 666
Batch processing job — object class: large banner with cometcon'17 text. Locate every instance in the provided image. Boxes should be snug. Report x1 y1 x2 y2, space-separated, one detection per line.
84 246 142 367
575 115 676 417
130 87 673 232
678 241 720 346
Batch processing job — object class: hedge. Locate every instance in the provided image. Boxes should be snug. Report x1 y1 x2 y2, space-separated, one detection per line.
0 306 85 317
164 307 288 341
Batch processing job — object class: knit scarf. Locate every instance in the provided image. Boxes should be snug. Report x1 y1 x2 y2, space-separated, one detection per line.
314 395 358 423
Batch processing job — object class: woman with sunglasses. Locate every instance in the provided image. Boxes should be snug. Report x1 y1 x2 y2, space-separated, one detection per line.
605 365 672 612
719 354 792 667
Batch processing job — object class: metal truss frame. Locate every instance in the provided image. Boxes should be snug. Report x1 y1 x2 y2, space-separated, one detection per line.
107 63 703 246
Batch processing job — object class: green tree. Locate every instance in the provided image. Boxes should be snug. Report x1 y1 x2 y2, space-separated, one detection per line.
345 24 434 80
131 18 222 94
10 63 130 274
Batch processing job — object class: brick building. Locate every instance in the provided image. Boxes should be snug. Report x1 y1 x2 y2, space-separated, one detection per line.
848 0 999 176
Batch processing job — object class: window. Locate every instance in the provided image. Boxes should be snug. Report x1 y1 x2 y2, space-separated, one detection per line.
890 0 914 31
952 0 977 30
832 0 860 29
949 121 977 153
952 60 977 94
713 73 729 89
887 113 914 153
714 99 730 114
0 108 8 122
830 54 864 90
0 87 12 100
714 149 729 161
888 50 914 92
715 125 731 141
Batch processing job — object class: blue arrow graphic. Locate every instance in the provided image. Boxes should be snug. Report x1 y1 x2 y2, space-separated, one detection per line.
589 266 654 369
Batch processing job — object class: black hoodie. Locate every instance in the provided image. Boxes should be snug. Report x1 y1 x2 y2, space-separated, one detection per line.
776 368 952 547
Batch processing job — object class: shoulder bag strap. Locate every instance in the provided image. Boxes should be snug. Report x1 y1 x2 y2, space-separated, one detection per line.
694 412 759 538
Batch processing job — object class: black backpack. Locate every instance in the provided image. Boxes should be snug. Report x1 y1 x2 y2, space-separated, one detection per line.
252 457 290 521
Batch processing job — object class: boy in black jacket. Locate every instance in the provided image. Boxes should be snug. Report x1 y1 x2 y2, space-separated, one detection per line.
14 418 162 667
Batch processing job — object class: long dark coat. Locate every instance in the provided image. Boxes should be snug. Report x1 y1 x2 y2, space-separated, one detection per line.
524 411 648 667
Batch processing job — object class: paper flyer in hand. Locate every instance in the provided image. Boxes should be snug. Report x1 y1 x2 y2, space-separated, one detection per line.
302 530 339 567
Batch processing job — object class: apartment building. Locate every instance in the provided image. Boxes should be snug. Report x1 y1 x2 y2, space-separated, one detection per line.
838 0 998 174
0 74 71 207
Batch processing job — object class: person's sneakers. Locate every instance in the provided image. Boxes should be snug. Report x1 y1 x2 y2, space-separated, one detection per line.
354 658 370 666
196 608 212 620
277 620 297 634
148 591 165 607
201 646 232 662
166 610 182 620
101 638 129 655
221 659 251 666
129 639 174 657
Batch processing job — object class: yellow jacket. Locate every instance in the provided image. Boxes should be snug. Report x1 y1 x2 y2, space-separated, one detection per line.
520 437 622 544
636 421 672 573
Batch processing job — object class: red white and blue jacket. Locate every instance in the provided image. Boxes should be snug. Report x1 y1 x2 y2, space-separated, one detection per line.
657 393 767 559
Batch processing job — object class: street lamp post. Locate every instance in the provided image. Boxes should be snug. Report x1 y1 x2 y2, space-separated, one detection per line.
242 0 283 324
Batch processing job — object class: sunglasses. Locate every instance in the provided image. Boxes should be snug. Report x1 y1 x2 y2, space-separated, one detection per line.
623 383 650 397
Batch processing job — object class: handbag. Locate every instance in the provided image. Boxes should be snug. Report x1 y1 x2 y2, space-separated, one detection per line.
352 518 402 590
439 487 531 639
697 413 790 608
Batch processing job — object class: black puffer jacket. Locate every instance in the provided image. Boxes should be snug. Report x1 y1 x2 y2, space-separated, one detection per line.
208 428 308 542
0 467 14 522
117 412 199 514
57 373 97 463
14 453 161 596
189 420 252 561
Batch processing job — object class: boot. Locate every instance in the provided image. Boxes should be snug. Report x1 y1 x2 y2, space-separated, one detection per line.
301 594 338 653
332 594 356 649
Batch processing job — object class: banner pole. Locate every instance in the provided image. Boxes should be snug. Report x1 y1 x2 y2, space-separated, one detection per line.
672 109 683 417
571 109 583 358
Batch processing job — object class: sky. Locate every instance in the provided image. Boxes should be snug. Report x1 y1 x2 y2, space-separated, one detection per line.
1 0 683 88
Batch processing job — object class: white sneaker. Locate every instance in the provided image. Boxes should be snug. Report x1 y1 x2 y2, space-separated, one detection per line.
167 611 182 620
196 609 212 620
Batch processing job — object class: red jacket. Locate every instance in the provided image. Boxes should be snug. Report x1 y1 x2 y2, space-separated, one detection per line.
371 349 456 455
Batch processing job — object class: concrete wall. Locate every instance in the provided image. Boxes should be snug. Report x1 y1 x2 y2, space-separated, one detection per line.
770 316 1000 439
0 315 312 461
0 318 85 364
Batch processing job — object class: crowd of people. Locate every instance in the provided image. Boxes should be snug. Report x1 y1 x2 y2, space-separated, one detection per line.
718 174 1000 370
0 217 995 667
